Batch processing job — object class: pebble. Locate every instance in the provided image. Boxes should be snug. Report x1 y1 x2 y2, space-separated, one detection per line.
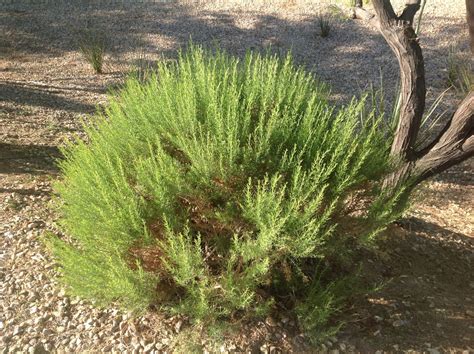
30 306 38 315
427 349 440 354
374 315 383 322
265 316 278 327
13 326 24 336
392 319 408 327
174 320 183 333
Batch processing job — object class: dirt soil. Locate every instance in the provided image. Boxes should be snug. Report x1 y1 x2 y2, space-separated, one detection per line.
1 0 473 352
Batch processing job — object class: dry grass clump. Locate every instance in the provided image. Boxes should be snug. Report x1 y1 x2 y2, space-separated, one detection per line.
446 45 473 94
77 27 107 74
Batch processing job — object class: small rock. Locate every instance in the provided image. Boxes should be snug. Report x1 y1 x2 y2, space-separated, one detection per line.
30 344 47 354
174 320 183 333
144 343 155 353
427 349 440 354
465 309 474 318
13 325 24 336
265 316 277 327
392 319 408 327
42 329 53 336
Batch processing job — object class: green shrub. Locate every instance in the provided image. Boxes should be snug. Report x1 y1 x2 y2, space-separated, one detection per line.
77 27 107 74
48 46 404 338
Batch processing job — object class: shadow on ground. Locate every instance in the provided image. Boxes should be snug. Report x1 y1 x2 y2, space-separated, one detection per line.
338 217 473 351
0 143 61 175
0 82 96 114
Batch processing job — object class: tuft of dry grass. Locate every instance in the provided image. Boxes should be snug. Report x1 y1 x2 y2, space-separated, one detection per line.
446 46 473 95
77 27 107 74
318 13 331 38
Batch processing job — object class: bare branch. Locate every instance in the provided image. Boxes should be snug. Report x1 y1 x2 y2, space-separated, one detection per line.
468 0 474 53
416 92 474 168
412 92 474 184
353 0 473 191
372 0 426 159
352 6 380 28
372 0 398 23
398 0 422 25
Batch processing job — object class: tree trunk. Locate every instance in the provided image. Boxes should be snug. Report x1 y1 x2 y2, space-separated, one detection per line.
360 0 474 191
468 0 474 53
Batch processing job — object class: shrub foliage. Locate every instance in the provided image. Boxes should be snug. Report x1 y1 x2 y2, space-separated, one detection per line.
49 46 404 333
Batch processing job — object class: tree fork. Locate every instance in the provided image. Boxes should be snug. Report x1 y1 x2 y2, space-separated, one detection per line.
355 0 474 190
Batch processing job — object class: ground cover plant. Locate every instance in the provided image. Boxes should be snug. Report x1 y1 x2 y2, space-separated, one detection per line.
47 45 408 339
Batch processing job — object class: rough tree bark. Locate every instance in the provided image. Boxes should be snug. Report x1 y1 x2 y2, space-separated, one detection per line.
468 0 474 53
354 0 474 191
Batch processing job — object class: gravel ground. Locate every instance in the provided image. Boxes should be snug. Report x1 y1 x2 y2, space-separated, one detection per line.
1 0 473 352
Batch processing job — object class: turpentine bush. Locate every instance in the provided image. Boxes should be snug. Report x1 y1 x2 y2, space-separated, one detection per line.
48 46 405 336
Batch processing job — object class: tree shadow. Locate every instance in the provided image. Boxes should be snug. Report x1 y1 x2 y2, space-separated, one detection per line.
1 81 96 114
429 159 474 186
2 4 468 108
0 142 61 175
341 217 473 351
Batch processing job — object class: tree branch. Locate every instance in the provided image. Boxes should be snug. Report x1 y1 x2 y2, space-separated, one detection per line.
414 92 474 182
353 0 473 191
398 0 422 25
468 0 474 53
372 0 426 160
352 6 380 28
373 0 398 22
